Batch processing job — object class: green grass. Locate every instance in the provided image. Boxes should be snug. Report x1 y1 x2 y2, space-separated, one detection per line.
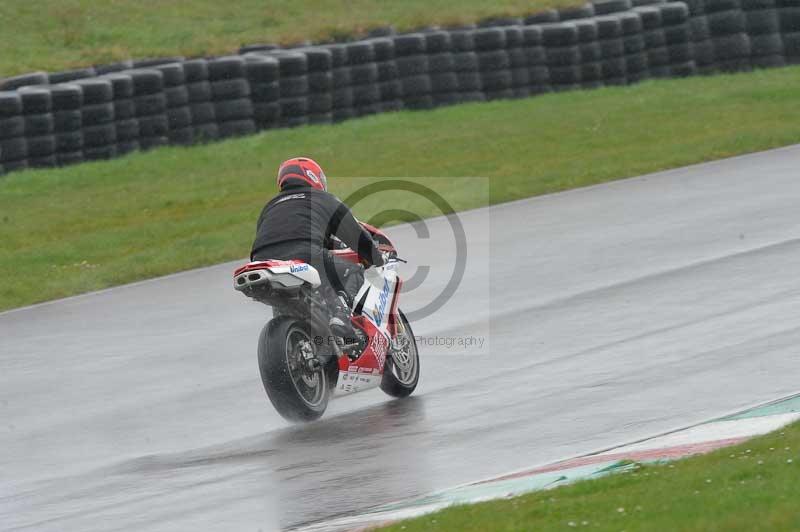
2 67 800 311
380 421 800 531
0 0 578 77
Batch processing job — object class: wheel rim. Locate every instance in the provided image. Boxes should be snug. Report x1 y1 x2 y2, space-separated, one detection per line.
390 318 418 385
285 326 326 408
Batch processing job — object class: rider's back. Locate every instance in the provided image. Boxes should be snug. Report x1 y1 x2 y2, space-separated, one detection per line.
251 186 367 259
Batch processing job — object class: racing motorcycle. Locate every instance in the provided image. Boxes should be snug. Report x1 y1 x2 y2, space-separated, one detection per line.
233 222 420 422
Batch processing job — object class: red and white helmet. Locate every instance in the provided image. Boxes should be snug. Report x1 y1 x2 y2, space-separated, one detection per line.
277 157 328 191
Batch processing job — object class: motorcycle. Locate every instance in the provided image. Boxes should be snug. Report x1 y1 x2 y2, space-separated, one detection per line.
233 222 420 422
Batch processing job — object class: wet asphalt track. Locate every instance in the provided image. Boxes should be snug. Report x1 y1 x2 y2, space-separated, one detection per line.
3 146 800 531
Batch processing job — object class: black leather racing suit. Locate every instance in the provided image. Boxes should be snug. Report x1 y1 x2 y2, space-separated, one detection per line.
250 184 384 305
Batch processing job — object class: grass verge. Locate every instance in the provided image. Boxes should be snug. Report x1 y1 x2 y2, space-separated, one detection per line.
0 0 576 77
1 67 800 311
379 420 800 531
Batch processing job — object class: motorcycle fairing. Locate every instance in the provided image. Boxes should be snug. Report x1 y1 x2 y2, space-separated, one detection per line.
334 263 401 396
233 260 322 290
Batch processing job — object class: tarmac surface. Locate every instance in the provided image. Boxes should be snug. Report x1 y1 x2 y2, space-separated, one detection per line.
2 145 800 531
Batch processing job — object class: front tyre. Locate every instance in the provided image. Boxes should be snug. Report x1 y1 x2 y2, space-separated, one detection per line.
258 317 330 422
381 310 420 398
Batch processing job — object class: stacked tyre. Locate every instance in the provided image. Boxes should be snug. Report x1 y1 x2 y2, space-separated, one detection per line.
636 5 670 78
371 37 403 112
245 54 281 130
395 34 433 109
0 92 27 173
94 60 134 75
184 59 218 142
303 48 334 124
475 27 513 99
49 67 96 84
152 63 192 145
597 15 628 85
744 0 785 68
0 72 48 91
661 2 698 76
19 87 56 167
208 57 256 138
104 73 139 156
345 41 381 117
685 0 717 74
779 0 800 64
559 3 597 21
324 44 355 122
505 26 533 98
525 9 560 25
426 31 462 106
576 19 604 88
449 30 485 103
50 84 84 166
705 0 752 72
542 23 582 91
273 52 310 127
522 26 551 95
594 0 634 15
129 69 168 150
620 11 650 83
74 78 116 160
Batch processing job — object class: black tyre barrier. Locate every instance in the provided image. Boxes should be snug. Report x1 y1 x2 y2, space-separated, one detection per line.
2 0 800 177
133 57 186 68
595 0 634 15
561 3 598 20
151 63 193 144
705 2 752 71
394 34 434 109
474 28 513 99
369 38 403 112
576 20 605 87
526 9 561 24
0 72 49 91
744 1 785 66
0 91 27 171
49 67 97 84
183 59 218 143
50 83 84 166
127 69 168 151
208 56 256 137
620 12 651 82
269 51 309 127
426 31 462 105
73 78 117 160
19 87 55 167
299 47 333 124
94 60 134 75
102 73 138 155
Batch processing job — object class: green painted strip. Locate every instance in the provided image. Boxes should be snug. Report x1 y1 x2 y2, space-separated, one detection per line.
373 461 628 514
721 394 800 421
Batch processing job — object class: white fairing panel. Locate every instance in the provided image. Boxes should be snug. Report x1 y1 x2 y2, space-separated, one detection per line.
355 262 399 336
266 262 322 288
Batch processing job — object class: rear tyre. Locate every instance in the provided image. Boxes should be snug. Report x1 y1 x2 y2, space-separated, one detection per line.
258 317 331 422
381 310 420 398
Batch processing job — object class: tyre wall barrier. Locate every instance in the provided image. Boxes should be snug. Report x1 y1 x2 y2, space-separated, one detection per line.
0 0 795 176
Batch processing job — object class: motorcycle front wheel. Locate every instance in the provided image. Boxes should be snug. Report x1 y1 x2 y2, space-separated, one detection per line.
258 317 333 422
380 310 420 398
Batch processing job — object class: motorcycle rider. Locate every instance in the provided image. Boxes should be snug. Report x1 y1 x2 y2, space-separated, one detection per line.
250 157 384 337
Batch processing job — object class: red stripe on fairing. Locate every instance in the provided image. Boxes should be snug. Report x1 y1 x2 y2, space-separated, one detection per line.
471 437 748 485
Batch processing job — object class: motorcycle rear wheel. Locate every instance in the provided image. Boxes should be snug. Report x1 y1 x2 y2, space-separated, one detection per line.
258 317 333 422
380 310 420 398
